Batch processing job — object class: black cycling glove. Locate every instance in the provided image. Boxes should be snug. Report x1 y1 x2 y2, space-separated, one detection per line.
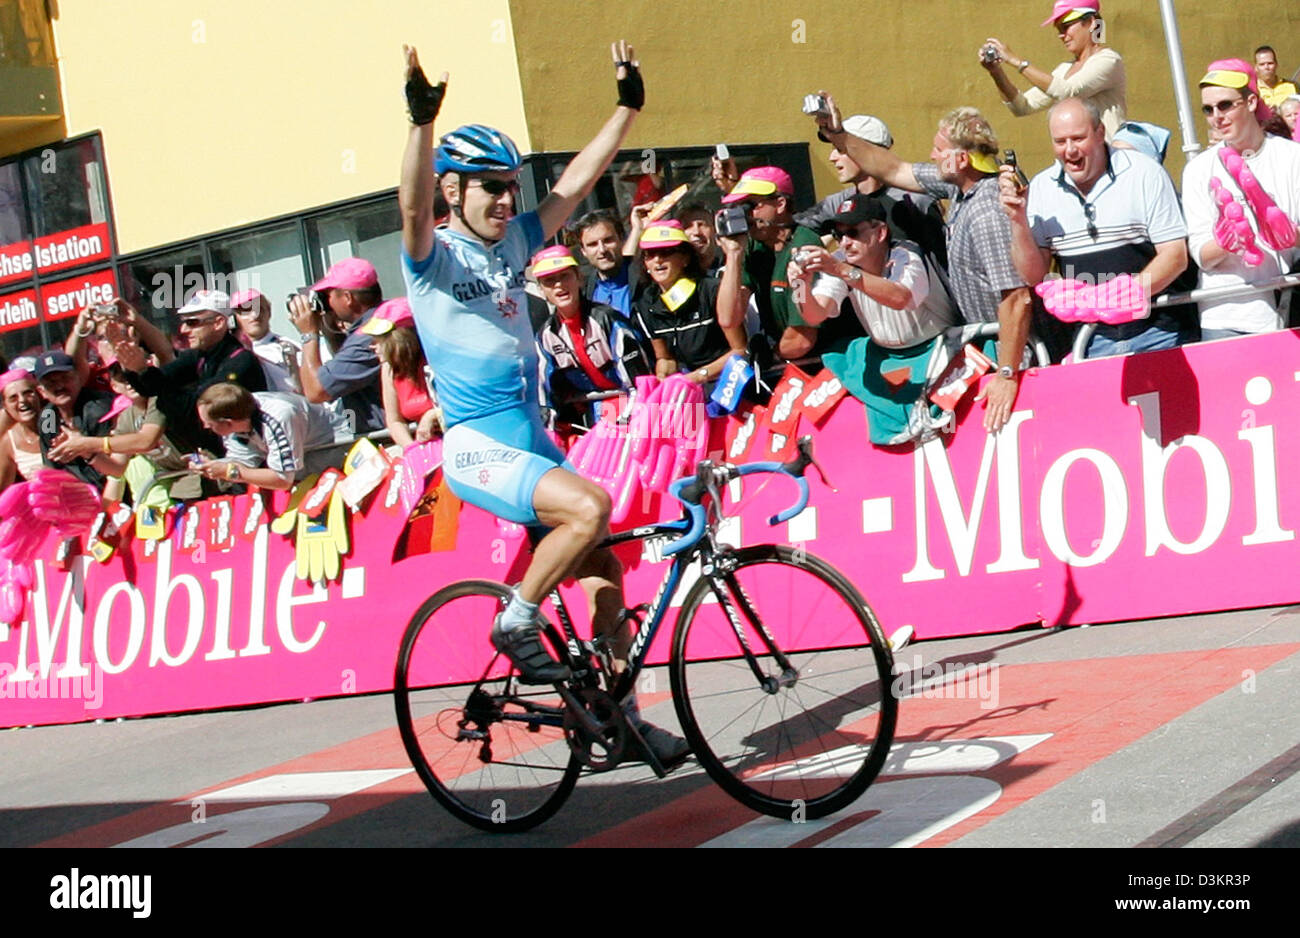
615 61 644 110
405 65 446 125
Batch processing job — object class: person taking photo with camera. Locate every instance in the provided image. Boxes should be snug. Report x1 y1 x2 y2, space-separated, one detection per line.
981 0 1127 140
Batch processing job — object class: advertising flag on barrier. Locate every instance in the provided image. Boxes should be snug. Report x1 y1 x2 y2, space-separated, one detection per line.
393 468 462 561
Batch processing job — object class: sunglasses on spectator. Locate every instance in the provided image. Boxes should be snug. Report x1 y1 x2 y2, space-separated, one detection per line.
1201 98 1248 116
178 315 222 328
467 178 519 196
642 247 686 258
834 222 883 241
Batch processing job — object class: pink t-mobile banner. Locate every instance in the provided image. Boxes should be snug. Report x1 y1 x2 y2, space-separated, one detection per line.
3 329 1299 727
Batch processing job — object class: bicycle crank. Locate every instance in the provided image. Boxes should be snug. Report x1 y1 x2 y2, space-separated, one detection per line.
561 686 628 771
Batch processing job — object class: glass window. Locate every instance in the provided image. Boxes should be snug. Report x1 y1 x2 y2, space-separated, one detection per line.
208 224 307 341
0 162 28 250
0 0 55 68
21 138 109 238
305 199 403 303
118 245 205 332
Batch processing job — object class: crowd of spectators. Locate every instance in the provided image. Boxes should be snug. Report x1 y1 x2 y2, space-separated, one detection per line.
0 4 1297 518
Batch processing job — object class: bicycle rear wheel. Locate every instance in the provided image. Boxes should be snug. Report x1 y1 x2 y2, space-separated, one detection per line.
394 580 580 833
670 545 896 820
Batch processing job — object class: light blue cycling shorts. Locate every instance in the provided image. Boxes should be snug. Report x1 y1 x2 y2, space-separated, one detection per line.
441 408 572 525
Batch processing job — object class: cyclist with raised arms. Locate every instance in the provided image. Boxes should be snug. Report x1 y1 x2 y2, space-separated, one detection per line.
398 40 689 765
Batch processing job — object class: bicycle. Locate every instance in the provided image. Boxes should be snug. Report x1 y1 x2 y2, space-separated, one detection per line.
393 436 898 832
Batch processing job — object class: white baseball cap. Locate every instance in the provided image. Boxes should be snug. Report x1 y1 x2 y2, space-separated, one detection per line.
819 114 893 148
177 290 232 317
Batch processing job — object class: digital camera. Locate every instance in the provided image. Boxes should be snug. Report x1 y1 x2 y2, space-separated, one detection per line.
980 43 1000 65
801 93 830 116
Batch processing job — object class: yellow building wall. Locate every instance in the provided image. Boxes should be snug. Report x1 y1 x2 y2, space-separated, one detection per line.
30 0 1300 256
49 0 530 254
509 0 1300 200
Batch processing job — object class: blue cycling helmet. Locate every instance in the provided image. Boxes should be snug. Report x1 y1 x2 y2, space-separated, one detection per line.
434 124 522 176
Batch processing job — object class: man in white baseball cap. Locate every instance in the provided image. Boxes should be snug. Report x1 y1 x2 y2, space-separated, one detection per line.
113 289 267 455
796 112 948 270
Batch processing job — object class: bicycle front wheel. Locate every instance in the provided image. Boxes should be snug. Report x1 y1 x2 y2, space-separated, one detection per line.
670 545 897 820
394 580 580 833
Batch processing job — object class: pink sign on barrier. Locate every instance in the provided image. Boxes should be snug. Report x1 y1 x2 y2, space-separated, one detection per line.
6 329 1300 728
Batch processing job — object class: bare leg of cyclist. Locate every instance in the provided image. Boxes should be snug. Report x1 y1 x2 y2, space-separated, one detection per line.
489 468 610 683
573 547 630 668
523 468 612 603
496 468 689 766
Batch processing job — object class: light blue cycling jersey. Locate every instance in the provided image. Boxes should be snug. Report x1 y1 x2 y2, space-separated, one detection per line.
402 212 545 429
403 211 569 524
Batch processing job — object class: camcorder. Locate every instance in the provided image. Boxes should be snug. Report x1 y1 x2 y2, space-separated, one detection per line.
715 204 750 238
288 288 327 315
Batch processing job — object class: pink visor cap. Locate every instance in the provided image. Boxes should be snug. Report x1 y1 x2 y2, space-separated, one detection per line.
0 368 34 393
312 257 379 292
722 166 796 204
360 297 414 336
529 245 579 278
1042 0 1099 26
230 289 268 310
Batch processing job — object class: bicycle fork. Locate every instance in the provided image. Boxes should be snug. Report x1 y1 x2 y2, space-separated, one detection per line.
706 571 798 694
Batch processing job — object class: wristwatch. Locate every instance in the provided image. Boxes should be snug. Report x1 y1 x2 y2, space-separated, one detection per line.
997 365 1018 379
844 266 863 283
695 368 709 381
226 462 241 481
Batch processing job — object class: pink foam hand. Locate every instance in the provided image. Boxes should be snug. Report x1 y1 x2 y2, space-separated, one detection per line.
0 558 33 624
646 440 676 492
1039 278 1103 322
1237 163 1296 250
0 486 49 565
567 429 595 473
1094 274 1150 325
1220 146 1297 252
1210 178 1242 253
28 471 102 536
609 463 640 525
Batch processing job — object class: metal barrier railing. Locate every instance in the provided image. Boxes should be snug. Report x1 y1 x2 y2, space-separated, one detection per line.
1070 273 1300 362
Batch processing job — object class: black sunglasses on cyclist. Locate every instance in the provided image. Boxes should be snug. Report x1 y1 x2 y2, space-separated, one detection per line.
469 178 519 196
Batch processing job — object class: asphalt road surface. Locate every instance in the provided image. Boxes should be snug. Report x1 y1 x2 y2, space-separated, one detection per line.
6 602 1299 854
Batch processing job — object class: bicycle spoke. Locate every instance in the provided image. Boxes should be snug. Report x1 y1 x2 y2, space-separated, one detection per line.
671 546 897 820
395 581 580 833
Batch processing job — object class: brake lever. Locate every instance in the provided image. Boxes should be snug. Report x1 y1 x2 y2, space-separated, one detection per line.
781 435 836 492
807 453 835 492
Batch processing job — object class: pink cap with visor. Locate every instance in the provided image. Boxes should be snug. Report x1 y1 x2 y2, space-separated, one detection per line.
360 297 413 337
0 368 33 393
1201 58 1273 123
312 257 379 292
230 289 267 310
529 245 579 278
1041 0 1099 27
722 166 795 204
